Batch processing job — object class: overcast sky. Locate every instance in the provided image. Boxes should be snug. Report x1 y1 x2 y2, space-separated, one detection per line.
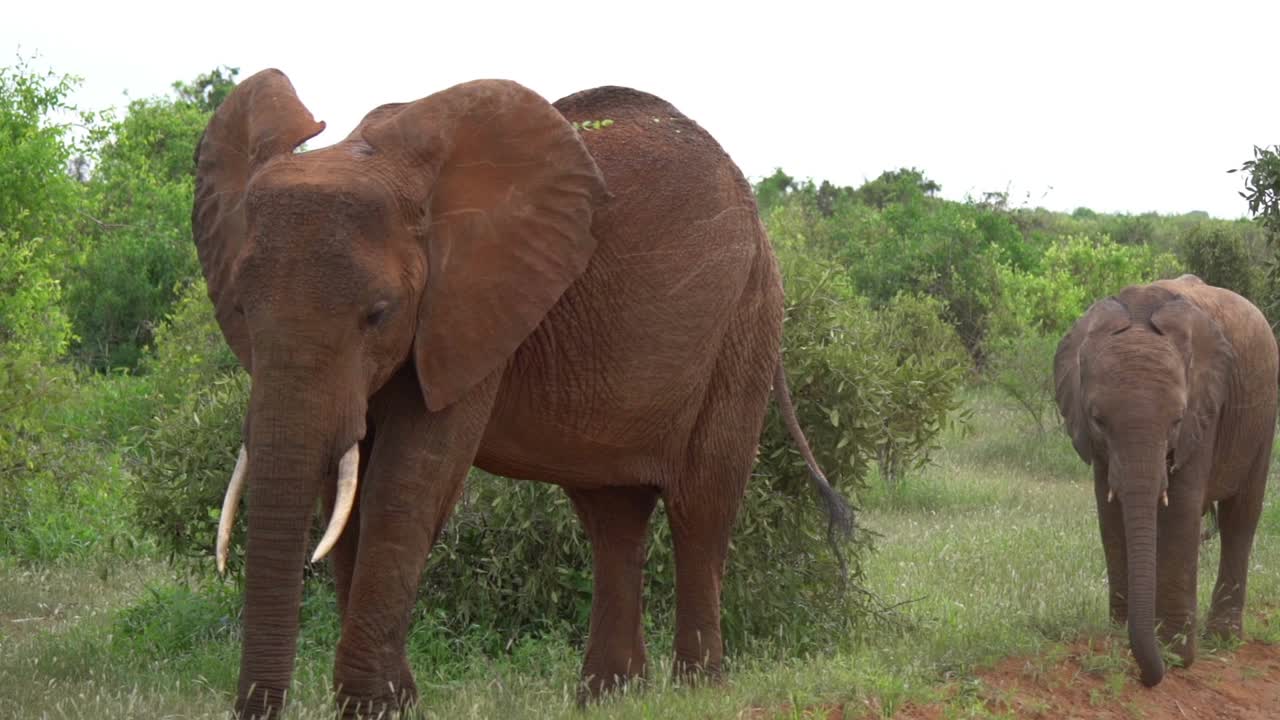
6 0 1277 219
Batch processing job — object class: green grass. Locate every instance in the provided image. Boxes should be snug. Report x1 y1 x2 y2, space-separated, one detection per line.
3 386 1279 718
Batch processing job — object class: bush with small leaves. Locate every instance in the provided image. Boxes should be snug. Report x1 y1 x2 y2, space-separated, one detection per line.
766 233 971 493
1177 222 1260 304
130 280 248 568
983 330 1061 434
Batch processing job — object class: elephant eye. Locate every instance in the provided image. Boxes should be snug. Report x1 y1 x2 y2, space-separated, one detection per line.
364 300 391 329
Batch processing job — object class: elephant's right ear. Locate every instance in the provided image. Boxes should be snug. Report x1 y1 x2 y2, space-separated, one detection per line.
1054 297 1129 463
192 69 326 372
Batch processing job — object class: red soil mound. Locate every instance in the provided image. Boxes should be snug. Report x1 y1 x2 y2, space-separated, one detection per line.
889 638 1280 720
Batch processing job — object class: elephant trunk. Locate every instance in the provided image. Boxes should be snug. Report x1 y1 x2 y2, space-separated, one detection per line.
1119 459 1165 687
234 366 357 719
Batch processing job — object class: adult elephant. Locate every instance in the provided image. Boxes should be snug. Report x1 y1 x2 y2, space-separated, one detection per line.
194 69 849 719
1053 274 1277 687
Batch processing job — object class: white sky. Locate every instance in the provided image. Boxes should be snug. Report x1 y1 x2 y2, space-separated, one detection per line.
6 0 1278 219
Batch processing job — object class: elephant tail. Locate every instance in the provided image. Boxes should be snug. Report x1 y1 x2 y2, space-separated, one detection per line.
772 362 856 578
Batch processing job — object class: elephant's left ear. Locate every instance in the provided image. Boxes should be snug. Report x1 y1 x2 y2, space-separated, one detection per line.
1054 297 1129 463
361 80 608 411
1152 297 1234 469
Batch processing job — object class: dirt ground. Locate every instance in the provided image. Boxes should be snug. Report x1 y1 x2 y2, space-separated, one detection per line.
886 637 1280 720
744 636 1280 719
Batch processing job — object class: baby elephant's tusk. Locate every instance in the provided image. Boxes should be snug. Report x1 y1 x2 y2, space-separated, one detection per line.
1107 489 1115 503
1161 490 1169 507
311 444 360 563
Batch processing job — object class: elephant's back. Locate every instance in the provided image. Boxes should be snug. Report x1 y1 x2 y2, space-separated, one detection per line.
474 88 781 485
1156 275 1278 428
1156 276 1275 361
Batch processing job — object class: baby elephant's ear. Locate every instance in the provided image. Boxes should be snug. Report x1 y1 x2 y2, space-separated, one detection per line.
361 79 608 412
1054 297 1129 463
1151 297 1234 470
192 69 326 372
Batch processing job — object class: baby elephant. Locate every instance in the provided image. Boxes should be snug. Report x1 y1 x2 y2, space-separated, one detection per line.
1054 274 1277 687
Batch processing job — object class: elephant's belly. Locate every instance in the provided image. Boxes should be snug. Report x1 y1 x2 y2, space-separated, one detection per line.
472 412 682 489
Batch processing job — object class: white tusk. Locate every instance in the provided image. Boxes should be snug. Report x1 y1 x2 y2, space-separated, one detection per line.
1161 491 1169 507
216 445 249 575
1107 489 1115 503
311 444 359 563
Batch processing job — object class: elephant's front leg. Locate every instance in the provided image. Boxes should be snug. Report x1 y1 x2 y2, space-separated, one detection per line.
1094 462 1129 624
1155 470 1204 669
332 369 501 718
322 432 374 621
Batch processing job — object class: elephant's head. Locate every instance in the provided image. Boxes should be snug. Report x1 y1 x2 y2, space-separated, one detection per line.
1053 283 1232 686
193 69 606 716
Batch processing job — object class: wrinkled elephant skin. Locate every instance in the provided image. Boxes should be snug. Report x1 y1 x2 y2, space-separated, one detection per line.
1054 274 1277 687
192 70 848 718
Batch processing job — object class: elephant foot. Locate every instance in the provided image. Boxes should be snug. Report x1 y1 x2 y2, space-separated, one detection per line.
576 668 646 707
1206 613 1245 643
334 658 418 719
672 657 724 689
577 648 648 707
335 686 417 720
1157 622 1198 670
233 685 288 720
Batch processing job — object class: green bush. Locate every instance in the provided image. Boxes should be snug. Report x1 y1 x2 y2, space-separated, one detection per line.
994 232 1181 338
1177 222 1260 302
132 371 248 567
983 330 1060 434
767 237 971 492
140 279 240 405
0 232 75 544
129 281 247 567
0 58 86 245
66 94 209 370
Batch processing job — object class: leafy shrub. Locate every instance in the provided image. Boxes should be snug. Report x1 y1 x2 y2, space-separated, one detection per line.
994 232 1181 338
130 280 247 567
140 279 240 404
766 237 971 492
133 371 248 567
0 232 75 543
983 330 1060 433
1233 144 1280 240
0 440 140 563
1177 222 1260 302
0 58 86 244
66 94 209 370
857 197 1005 354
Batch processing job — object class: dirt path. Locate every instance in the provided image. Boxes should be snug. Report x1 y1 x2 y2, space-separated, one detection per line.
888 637 1280 720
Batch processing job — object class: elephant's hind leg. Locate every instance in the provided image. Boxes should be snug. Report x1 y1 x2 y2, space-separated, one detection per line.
568 485 660 704
1207 445 1270 640
663 344 773 683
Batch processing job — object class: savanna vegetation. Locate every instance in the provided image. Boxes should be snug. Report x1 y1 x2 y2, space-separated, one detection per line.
2 57 1279 718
